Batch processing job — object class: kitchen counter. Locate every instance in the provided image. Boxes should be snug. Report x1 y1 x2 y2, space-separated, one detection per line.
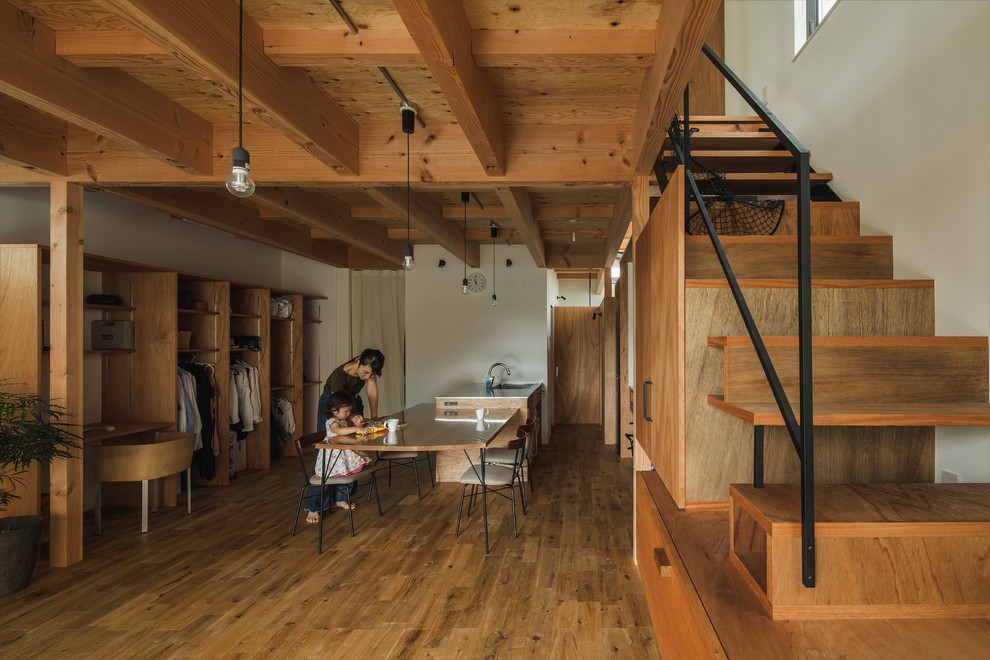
432 382 544 482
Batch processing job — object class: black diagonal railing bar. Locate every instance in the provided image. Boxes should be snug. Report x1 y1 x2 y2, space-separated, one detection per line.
667 136 802 451
683 44 816 588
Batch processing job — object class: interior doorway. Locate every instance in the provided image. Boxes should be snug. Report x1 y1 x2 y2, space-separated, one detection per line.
552 306 602 424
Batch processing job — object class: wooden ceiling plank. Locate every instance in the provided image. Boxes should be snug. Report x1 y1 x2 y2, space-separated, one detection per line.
100 187 348 266
366 186 481 268
603 186 632 269
264 29 421 67
472 29 654 68
632 0 721 174
0 96 66 177
545 242 608 269
495 187 545 268
392 0 505 176
0 0 213 174
251 187 398 264
55 30 173 67
99 0 359 174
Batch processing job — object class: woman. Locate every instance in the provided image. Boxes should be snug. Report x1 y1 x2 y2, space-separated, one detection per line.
316 348 385 432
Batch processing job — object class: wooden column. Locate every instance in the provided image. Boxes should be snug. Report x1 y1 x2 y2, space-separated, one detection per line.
0 245 43 515
49 182 84 567
631 174 651 243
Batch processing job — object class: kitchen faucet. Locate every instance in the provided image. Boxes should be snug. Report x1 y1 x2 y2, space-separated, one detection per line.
486 362 511 391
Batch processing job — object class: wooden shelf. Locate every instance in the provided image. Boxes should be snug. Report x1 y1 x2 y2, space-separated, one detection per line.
270 316 292 322
304 380 321 386
42 300 135 312
304 318 322 324
230 312 260 319
271 385 294 392
230 347 259 353
178 308 218 316
180 347 219 353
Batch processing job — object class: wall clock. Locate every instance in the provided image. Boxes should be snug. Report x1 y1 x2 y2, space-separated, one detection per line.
466 272 486 293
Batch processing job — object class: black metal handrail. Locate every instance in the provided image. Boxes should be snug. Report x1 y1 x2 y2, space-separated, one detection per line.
660 44 817 588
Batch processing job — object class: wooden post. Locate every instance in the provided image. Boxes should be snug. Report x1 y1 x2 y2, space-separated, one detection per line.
631 174 650 244
49 182 84 567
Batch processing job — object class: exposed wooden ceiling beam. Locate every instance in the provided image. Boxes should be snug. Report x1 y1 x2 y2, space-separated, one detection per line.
98 0 359 174
251 188 398 265
603 186 632 269
58 123 632 186
349 204 617 221
495 187 545 268
58 28 656 69
365 187 481 268
392 0 505 176
471 29 654 68
0 95 66 177
545 242 609 269
100 187 348 266
0 0 212 174
632 0 721 174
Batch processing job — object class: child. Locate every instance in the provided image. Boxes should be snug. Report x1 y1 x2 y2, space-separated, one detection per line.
305 391 371 524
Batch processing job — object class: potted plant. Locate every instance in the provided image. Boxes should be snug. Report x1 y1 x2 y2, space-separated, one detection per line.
0 385 79 596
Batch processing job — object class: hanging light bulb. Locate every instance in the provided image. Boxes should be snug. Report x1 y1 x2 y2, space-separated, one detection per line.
226 0 255 199
401 101 417 271
461 191 470 294
226 146 255 198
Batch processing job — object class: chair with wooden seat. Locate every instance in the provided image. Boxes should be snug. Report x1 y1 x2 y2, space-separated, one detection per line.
373 450 435 500
482 423 533 513
455 433 526 554
290 438 382 554
93 431 197 535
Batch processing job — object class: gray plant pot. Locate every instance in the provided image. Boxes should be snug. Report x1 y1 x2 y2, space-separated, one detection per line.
0 515 43 597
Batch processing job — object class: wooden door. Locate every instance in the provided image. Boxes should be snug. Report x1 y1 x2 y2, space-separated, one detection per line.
553 306 602 423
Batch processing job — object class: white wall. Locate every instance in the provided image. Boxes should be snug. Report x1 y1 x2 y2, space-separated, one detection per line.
405 244 550 438
556 277 605 307
725 0 990 482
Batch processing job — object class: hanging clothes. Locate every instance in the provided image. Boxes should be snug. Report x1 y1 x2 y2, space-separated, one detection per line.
270 394 295 451
176 368 203 448
230 359 262 436
181 361 218 480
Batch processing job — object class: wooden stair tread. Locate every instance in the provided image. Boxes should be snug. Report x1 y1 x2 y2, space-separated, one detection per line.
708 335 988 348
708 395 990 426
718 172 833 195
663 150 794 172
663 133 783 150
731 483 990 528
686 278 933 289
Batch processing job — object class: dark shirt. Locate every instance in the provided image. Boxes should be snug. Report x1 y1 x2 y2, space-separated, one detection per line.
323 359 364 397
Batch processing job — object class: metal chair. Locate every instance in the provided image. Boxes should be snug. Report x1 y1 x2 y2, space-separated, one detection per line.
482 423 533 512
291 438 382 553
373 450 435 499
455 432 526 554
93 431 196 534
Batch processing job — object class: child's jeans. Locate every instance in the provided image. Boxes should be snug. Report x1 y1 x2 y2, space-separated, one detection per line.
305 482 357 512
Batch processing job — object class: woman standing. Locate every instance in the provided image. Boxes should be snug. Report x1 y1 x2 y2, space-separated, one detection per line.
317 348 385 431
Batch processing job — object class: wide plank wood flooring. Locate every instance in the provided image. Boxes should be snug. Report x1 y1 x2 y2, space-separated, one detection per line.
0 425 659 659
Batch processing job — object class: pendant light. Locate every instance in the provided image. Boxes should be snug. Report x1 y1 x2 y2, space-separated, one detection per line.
490 222 498 306
400 101 417 270
225 0 255 198
461 192 470 294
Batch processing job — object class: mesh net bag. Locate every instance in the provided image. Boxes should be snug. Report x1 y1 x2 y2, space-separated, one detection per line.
669 116 784 236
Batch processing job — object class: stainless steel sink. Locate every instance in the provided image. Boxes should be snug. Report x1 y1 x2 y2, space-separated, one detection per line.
494 382 538 390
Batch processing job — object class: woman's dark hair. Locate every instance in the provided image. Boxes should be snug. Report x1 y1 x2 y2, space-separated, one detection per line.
321 390 357 417
357 348 385 376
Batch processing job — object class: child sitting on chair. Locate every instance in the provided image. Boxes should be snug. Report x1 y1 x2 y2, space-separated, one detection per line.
305 391 372 524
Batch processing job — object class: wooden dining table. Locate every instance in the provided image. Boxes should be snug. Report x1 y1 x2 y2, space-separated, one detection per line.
308 402 512 550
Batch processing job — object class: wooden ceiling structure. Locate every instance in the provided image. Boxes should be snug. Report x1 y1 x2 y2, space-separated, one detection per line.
0 0 721 272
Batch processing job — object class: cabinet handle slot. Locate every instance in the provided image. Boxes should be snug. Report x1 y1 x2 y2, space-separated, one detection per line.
643 380 653 422
654 547 672 578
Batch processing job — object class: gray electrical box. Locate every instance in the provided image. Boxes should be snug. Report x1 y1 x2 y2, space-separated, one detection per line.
91 320 134 350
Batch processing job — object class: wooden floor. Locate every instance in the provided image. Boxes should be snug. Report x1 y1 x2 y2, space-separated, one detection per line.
0 425 660 659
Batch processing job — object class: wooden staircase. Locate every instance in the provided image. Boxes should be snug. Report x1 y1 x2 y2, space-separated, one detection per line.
681 116 990 619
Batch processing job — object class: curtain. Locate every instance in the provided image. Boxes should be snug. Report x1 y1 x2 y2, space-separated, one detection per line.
350 270 405 415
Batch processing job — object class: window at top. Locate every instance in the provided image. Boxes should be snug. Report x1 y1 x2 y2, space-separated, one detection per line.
794 0 840 56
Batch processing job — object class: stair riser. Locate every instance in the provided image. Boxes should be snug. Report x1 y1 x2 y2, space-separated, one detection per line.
686 239 892 280
719 343 989 405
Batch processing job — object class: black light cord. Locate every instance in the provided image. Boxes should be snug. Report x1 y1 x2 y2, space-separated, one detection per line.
238 0 243 147
406 131 411 249
463 195 468 280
